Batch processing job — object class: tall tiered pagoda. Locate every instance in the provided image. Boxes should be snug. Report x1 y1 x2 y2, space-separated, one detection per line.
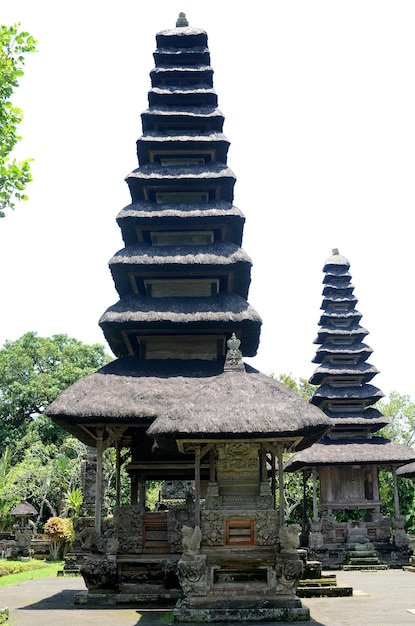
45 15 330 622
285 250 415 567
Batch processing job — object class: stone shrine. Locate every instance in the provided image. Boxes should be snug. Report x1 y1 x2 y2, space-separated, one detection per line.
285 250 415 568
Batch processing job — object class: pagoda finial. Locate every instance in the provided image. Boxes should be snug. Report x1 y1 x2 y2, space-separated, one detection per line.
332 248 339 255
176 12 189 27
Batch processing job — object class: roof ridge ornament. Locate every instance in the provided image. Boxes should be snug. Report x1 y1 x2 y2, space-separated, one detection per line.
332 248 339 255
224 332 244 371
176 12 189 27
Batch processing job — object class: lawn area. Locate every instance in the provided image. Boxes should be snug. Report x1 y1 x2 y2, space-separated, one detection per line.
0 560 64 586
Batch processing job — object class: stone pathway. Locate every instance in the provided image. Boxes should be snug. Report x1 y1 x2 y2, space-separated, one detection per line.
1 569 415 625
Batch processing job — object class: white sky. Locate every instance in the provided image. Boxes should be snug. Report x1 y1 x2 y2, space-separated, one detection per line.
1 1 415 400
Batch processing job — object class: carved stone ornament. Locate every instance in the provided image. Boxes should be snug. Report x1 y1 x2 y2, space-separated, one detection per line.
80 558 118 591
275 553 304 595
201 510 225 545
279 523 301 552
181 525 202 554
224 332 244 370
177 555 207 596
308 517 324 550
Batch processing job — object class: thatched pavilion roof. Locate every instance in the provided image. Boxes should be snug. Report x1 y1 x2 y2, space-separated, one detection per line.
284 436 415 472
45 358 331 451
147 367 331 451
10 501 38 516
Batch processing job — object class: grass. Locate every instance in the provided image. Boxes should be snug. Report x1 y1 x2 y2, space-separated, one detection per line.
0 560 64 586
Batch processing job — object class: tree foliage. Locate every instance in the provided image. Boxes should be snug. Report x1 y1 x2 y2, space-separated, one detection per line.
0 24 37 217
0 332 112 531
0 332 112 447
378 391 415 447
278 373 316 401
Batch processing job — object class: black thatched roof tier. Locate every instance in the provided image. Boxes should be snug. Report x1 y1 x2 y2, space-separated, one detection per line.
148 86 218 108
318 310 362 325
323 407 385 421
309 362 379 385
314 327 369 343
327 416 388 430
312 343 373 363
397 462 415 478
322 284 354 296
137 132 230 165
156 26 208 48
116 201 245 247
285 437 415 471
141 106 225 133
321 295 357 308
99 292 261 357
323 252 350 272
125 162 236 204
150 65 213 83
153 46 210 66
310 383 384 406
44 358 331 451
109 242 252 298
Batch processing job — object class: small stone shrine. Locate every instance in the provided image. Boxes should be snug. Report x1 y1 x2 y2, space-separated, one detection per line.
45 15 331 622
285 250 415 568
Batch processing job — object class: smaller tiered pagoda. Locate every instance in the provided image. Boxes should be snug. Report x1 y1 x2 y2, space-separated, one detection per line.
285 250 415 568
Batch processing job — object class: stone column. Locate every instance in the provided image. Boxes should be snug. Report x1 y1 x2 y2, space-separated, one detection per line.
95 427 104 535
194 445 201 527
312 468 318 519
276 445 284 527
392 467 400 516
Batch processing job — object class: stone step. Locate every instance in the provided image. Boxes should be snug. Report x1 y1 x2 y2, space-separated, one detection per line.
342 564 388 571
298 586 353 598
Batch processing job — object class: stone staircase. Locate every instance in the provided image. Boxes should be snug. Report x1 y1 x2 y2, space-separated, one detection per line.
297 550 353 597
342 527 388 571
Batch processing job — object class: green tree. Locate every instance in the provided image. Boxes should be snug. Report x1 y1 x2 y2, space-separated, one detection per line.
0 332 112 447
0 24 37 217
378 391 415 447
278 373 316 401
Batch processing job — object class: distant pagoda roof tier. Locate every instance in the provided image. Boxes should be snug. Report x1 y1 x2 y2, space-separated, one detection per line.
310 383 384 407
314 326 369 342
318 310 363 325
309 362 379 385
312 343 373 363
285 437 415 471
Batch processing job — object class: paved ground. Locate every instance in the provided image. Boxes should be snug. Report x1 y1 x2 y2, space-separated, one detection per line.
1 569 415 625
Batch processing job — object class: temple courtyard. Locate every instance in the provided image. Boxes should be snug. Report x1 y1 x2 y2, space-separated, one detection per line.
1 568 415 626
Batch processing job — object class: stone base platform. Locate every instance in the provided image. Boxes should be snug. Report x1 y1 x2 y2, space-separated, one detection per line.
74 590 180 606
173 595 310 623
